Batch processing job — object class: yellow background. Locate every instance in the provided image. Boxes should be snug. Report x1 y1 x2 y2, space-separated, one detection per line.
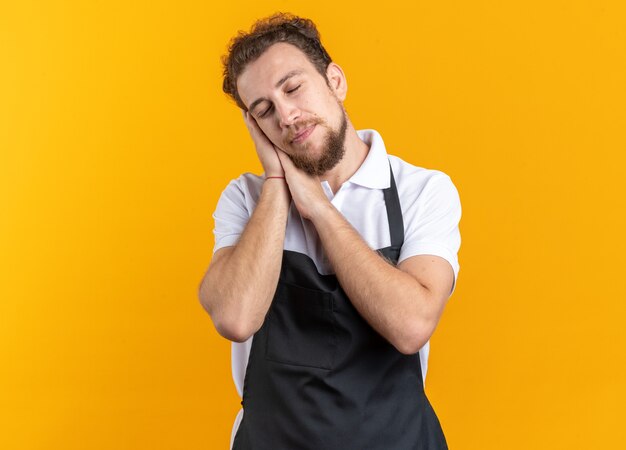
2 1 625 449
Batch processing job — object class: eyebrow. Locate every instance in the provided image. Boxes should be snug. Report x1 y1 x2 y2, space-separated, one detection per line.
248 69 304 114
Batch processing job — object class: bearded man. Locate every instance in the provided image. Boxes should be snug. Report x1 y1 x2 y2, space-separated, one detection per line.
199 12 461 450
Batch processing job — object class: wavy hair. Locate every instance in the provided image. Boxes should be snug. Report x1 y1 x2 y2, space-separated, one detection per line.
221 13 333 110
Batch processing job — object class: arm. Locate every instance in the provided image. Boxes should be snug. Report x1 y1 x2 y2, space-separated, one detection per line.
275 150 458 355
310 203 454 355
198 180 290 342
198 111 290 342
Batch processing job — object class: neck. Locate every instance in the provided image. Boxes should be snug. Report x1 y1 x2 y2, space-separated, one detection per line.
320 122 369 193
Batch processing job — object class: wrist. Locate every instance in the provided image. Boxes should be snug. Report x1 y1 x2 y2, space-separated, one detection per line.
264 173 285 179
261 175 291 199
309 198 336 225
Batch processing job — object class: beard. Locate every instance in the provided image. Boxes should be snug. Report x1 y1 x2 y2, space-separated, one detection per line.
286 109 348 176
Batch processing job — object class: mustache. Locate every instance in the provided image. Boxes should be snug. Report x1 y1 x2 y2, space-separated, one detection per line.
285 118 325 143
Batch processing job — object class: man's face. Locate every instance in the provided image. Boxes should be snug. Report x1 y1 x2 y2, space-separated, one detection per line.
236 42 348 176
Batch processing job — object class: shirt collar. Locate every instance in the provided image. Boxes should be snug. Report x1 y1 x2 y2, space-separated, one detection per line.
347 129 391 189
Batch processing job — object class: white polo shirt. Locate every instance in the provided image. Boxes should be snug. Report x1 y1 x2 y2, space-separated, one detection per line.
212 129 462 448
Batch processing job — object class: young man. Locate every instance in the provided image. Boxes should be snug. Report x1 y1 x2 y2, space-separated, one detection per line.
199 13 461 450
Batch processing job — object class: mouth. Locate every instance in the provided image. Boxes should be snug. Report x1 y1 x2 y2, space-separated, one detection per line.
291 125 316 144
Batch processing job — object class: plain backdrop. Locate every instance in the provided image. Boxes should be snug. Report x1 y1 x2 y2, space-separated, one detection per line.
1 1 625 449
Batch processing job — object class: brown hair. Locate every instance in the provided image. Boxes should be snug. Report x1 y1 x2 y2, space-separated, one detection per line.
221 13 333 110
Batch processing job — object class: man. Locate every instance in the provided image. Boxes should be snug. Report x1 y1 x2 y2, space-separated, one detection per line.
199 13 461 450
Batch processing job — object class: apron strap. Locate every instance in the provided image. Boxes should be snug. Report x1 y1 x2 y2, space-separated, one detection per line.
383 161 405 249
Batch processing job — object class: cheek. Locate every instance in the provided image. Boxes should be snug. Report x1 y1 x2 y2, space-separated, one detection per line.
315 90 340 119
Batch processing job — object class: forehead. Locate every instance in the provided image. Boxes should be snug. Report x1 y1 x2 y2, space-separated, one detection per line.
237 42 319 106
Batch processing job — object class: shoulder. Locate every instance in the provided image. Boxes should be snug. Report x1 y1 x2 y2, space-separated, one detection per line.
223 172 264 194
219 172 265 203
387 154 459 205
213 172 265 220
212 172 265 253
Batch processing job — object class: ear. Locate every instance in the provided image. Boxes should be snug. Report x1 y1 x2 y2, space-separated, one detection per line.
326 62 347 101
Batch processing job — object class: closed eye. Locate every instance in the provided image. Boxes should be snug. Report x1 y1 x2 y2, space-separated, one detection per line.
258 105 273 118
258 85 301 118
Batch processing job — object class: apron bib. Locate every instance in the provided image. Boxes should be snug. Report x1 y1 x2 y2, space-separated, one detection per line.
233 163 448 449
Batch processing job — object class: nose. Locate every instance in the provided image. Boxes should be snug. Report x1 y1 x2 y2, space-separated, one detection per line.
275 100 300 128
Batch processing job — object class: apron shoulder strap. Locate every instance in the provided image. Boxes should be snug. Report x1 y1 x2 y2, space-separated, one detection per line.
382 161 405 249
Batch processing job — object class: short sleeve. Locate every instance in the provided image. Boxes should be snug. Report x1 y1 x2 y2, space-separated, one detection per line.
398 172 462 295
212 178 252 254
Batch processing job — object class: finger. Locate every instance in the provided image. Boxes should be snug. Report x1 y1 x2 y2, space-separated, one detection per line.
244 112 262 133
274 150 295 176
242 111 264 140
275 148 294 170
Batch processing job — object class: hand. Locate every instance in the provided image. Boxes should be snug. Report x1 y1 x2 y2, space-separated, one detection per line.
242 110 284 177
275 149 331 220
